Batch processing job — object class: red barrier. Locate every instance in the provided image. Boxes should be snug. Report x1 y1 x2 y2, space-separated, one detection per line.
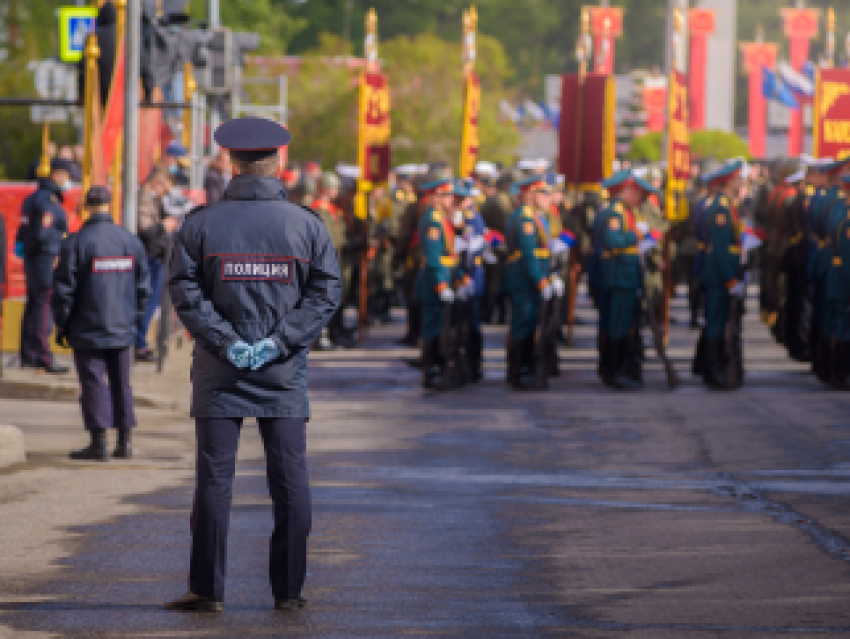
1 184 82 299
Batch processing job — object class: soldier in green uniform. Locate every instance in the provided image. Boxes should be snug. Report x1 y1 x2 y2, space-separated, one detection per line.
826 175 850 389
395 175 427 346
480 172 516 324
312 172 355 348
503 176 554 390
635 172 670 329
696 161 745 390
808 156 850 381
415 178 460 388
595 170 656 390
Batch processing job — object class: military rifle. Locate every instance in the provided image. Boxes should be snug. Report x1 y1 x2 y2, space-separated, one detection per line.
439 299 459 390
534 296 550 390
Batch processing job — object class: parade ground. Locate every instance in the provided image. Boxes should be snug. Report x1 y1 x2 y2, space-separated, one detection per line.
1 290 850 637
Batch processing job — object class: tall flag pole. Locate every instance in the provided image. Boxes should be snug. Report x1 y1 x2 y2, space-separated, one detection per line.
781 1 819 156
663 0 690 333
687 7 715 130
459 6 480 178
740 27 777 159
356 8 391 337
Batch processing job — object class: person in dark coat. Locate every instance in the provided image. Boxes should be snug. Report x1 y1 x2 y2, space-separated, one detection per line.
204 151 231 205
165 118 341 613
53 187 151 460
15 159 73 373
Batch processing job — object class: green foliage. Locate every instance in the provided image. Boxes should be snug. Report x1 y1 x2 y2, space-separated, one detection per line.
625 132 662 162
187 0 305 52
690 130 750 161
250 31 519 167
0 0 79 179
625 129 750 163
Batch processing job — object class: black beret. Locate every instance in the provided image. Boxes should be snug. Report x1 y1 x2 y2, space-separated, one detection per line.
85 185 111 206
51 158 75 173
214 117 291 152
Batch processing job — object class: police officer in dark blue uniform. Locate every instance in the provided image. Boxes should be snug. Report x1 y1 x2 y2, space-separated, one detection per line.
52 187 151 460
165 118 341 613
15 158 73 373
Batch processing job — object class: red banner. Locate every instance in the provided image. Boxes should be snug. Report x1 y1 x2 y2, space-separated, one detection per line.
358 72 391 184
814 67 850 160
558 73 615 188
643 84 667 133
459 72 480 177
101 37 125 174
1 185 83 299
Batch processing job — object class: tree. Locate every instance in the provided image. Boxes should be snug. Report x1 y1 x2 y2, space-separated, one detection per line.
625 129 749 163
246 32 519 167
187 0 305 52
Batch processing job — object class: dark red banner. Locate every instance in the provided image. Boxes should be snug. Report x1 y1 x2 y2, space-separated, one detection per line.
558 73 615 188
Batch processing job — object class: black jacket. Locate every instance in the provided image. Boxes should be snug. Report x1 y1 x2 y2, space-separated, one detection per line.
16 179 68 290
168 175 341 419
53 213 151 350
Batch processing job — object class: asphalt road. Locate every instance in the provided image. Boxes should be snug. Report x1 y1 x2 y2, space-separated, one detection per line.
1 291 850 637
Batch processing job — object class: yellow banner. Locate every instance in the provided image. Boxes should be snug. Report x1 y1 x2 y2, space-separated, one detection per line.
459 72 480 178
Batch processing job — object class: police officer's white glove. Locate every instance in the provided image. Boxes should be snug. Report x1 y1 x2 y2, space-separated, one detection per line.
540 282 553 301
227 340 253 369
440 287 455 304
456 286 469 301
636 221 649 235
729 281 746 298
550 275 565 298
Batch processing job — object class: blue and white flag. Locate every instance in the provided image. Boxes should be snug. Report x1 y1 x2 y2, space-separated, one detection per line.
762 66 799 109
777 60 814 102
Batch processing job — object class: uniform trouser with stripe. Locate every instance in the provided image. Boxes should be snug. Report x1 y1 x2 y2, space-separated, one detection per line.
20 285 54 368
73 348 137 431
190 417 310 601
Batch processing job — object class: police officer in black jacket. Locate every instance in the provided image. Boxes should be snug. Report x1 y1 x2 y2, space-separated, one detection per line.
53 186 150 461
165 118 341 613
16 158 73 373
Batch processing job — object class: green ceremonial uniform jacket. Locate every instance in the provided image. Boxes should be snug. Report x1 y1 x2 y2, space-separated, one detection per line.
414 206 456 304
700 195 741 289
504 205 550 293
599 199 640 290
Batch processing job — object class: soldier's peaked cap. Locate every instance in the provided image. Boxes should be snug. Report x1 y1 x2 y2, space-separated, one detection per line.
420 178 453 194
704 159 743 186
601 169 658 196
215 117 291 161
822 155 850 173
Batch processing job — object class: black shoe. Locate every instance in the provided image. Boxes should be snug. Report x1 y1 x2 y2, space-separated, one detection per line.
275 596 307 611
41 363 69 374
135 348 156 362
331 334 357 349
113 429 132 459
395 334 419 347
164 591 223 613
69 429 109 462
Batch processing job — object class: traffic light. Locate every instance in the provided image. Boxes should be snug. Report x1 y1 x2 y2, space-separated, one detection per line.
193 28 259 95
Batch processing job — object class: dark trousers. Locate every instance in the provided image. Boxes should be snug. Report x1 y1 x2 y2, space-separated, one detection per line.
20 285 54 368
73 348 137 431
190 417 310 601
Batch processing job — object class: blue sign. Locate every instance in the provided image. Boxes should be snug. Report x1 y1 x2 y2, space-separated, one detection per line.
59 7 98 63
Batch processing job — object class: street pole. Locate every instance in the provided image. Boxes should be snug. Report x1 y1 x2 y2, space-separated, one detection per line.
208 0 220 28
122 0 140 233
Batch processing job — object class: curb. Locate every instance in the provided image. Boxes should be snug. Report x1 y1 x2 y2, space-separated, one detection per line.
0 424 26 468
0 379 174 411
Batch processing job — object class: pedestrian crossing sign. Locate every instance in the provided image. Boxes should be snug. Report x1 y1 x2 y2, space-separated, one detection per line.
59 7 98 63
